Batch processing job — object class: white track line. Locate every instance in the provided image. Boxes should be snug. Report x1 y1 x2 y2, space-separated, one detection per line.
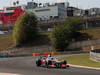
70 64 100 70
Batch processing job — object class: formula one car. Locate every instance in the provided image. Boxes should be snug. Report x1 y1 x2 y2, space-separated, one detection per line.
36 56 69 68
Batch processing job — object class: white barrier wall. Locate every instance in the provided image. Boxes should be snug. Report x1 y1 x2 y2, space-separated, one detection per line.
90 51 100 62
68 39 100 49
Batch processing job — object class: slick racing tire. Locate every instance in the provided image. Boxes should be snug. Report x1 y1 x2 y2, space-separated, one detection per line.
36 59 41 67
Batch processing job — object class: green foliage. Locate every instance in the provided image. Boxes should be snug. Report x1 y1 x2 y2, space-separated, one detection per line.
13 12 38 46
65 17 83 31
50 24 72 51
50 17 83 51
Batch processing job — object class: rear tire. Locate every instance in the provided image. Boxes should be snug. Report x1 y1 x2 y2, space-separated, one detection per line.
63 60 67 64
36 59 41 67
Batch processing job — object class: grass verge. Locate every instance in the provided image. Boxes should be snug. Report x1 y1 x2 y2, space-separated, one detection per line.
0 34 13 51
59 53 100 68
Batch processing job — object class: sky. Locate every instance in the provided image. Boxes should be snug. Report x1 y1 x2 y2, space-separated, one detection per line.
0 0 100 9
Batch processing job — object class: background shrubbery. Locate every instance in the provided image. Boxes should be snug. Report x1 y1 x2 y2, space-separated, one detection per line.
50 17 83 51
13 12 38 47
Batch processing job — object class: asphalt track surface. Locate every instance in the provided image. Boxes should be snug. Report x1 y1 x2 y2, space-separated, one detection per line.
0 56 100 75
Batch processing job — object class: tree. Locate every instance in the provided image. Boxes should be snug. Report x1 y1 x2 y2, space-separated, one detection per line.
13 12 38 47
65 17 83 31
50 24 72 51
50 17 83 51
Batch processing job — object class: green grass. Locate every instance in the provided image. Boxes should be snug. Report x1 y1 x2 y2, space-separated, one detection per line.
0 34 14 51
59 53 100 68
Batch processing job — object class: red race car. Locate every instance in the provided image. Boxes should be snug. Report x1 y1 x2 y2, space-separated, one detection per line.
36 56 69 68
